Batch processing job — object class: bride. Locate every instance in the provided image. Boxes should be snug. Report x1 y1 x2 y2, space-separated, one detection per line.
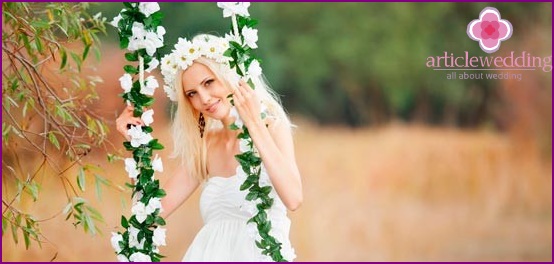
116 34 302 261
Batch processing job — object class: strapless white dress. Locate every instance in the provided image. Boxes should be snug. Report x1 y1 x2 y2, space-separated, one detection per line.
182 166 296 262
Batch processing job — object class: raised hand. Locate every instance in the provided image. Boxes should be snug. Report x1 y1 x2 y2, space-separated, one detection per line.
115 105 144 141
232 80 263 129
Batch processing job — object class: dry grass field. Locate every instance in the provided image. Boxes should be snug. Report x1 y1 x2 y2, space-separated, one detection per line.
2 119 551 262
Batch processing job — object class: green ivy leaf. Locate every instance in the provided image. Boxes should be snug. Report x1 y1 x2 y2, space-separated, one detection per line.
245 191 258 201
155 217 166 226
229 123 239 130
150 139 164 150
123 65 138 74
121 216 129 229
120 36 129 49
125 52 138 61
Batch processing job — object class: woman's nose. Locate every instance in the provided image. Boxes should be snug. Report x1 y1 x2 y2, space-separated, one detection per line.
198 90 211 104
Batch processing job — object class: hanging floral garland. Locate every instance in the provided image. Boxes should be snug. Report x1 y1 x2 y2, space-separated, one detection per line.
219 2 291 262
109 2 167 262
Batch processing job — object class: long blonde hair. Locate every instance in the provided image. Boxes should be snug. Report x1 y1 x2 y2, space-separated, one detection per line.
170 34 291 181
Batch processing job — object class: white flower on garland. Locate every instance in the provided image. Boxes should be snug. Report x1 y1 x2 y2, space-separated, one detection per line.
146 197 163 214
242 27 258 49
247 59 262 78
131 202 149 224
127 125 153 147
152 154 163 172
117 254 129 262
110 232 124 253
145 57 159 73
141 76 159 96
138 2 160 17
229 107 244 128
129 252 152 262
217 2 250 18
128 22 164 56
153 226 167 247
119 74 133 93
124 158 140 180
239 138 250 153
141 109 154 126
128 226 145 249
110 12 124 28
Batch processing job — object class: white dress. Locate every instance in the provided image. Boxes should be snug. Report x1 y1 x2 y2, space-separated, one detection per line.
182 165 296 262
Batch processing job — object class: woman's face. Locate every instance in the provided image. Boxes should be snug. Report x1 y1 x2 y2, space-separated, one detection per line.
181 62 232 121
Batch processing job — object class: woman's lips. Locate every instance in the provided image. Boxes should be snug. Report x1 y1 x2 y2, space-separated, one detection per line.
206 100 220 113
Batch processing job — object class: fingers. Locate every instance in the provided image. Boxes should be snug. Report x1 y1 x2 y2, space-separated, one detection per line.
233 81 253 105
116 106 145 141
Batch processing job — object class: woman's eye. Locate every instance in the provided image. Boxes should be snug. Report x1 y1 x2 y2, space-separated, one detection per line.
186 91 196 97
205 79 214 87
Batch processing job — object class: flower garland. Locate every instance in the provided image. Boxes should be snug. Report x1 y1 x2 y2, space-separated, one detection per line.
109 2 167 262
217 2 291 262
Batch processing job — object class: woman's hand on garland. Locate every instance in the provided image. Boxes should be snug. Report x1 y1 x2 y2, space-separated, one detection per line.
232 80 263 129
116 105 144 141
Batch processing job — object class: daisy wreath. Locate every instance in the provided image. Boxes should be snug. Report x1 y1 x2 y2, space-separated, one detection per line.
109 2 167 262
160 2 293 262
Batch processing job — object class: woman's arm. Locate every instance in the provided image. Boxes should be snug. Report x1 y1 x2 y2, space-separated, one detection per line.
159 164 200 219
233 81 303 211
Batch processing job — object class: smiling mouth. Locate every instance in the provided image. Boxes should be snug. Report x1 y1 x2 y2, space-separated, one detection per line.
206 100 220 113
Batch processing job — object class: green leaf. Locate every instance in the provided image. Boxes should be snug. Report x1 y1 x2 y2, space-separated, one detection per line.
260 186 272 195
155 188 166 198
240 181 253 191
70 52 82 71
59 48 68 69
93 46 101 62
62 202 72 215
125 52 138 61
123 65 138 74
246 191 258 201
143 126 153 133
35 36 43 54
48 132 60 150
30 20 50 30
150 139 164 150
23 227 30 249
229 123 240 130
82 44 91 61
155 217 166 226
26 180 40 201
77 167 86 192
121 216 129 229
120 36 129 49
94 174 109 200
150 11 164 27
12 214 21 244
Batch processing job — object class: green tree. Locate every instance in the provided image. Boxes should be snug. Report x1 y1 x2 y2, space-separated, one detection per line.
2 2 113 249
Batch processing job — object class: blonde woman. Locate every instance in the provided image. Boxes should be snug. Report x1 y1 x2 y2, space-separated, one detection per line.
116 34 301 261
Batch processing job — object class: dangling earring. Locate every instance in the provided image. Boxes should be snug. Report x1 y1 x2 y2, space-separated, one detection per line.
198 113 205 138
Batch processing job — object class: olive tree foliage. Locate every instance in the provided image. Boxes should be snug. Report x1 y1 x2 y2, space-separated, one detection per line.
2 2 116 249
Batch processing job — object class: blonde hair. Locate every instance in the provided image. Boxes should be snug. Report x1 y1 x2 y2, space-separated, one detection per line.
170 34 291 181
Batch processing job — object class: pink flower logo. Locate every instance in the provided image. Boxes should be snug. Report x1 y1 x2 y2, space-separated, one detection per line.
467 7 513 53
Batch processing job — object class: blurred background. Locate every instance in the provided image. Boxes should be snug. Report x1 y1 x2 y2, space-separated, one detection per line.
2 2 552 262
